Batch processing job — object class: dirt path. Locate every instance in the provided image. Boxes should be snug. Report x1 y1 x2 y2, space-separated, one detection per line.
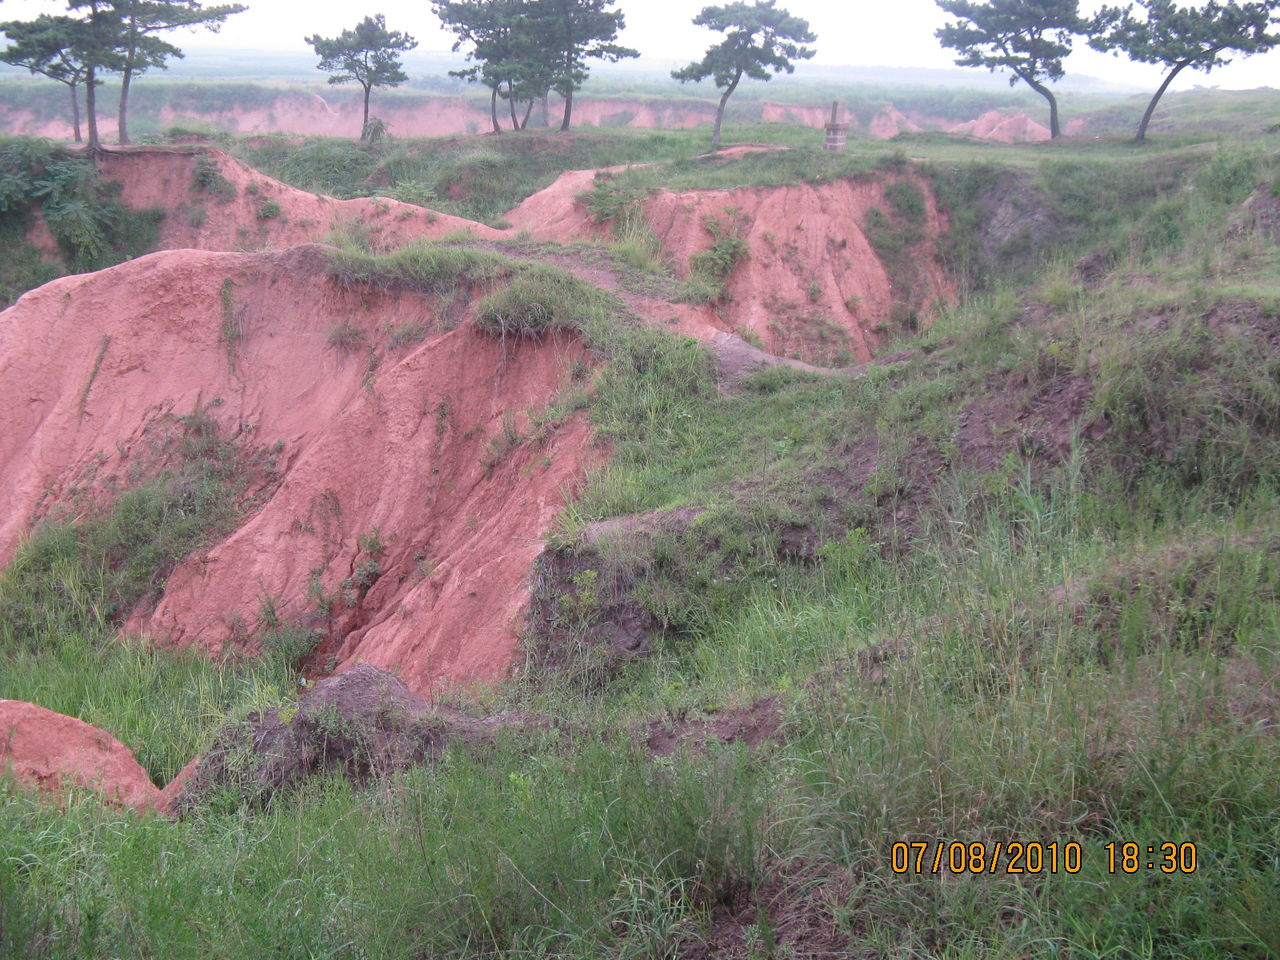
472 238 840 385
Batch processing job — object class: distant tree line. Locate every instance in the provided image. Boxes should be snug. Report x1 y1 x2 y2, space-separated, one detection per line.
0 1 246 149
4 0 1280 150
431 0 638 134
936 0 1280 141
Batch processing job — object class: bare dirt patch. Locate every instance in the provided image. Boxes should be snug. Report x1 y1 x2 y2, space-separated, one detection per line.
509 172 956 364
0 699 160 810
645 696 783 758
678 867 855 960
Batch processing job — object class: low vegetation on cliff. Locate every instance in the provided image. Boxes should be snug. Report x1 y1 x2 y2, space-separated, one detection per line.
0 137 163 304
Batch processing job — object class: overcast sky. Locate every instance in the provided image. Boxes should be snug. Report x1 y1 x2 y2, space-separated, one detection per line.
3 0 1279 91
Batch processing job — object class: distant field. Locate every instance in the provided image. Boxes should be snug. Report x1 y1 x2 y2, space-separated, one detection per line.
0 76 1061 142
2 72 1276 150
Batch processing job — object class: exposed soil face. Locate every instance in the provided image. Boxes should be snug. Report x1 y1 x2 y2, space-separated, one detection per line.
948 108 1052 143
645 696 783 758
869 107 1090 143
869 105 924 139
94 146 955 365
0 699 161 810
0 243 594 695
524 540 661 688
828 369 1094 549
0 90 1078 144
1 146 955 701
96 147 503 253
509 171 954 363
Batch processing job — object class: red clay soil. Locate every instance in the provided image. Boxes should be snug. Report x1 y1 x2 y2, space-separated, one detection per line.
0 699 161 810
0 95 719 141
96 147 953 360
1 146 952 698
96 147 504 252
869 107 1091 143
869 105 924 139
0 244 595 695
948 109 1052 143
509 171 954 362
0 90 1087 144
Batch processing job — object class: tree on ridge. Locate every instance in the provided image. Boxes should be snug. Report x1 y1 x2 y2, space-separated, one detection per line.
113 0 248 145
673 0 816 151
306 14 418 140
0 15 94 143
66 0 128 151
543 0 638 131
1090 0 1280 142
935 0 1085 139
433 0 637 134
433 0 551 133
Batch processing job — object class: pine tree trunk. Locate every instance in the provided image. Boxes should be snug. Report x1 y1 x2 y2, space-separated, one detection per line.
1135 60 1190 143
519 97 535 130
86 67 100 151
490 86 502 134
1018 71 1061 139
117 66 133 145
69 82 82 144
118 13 138 146
507 80 520 129
560 88 573 132
710 71 741 151
361 84 371 140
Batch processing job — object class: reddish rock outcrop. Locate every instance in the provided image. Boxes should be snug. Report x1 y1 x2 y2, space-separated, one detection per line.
869 106 924 140
0 89 1085 144
96 147 503 253
0 699 160 809
0 146 953 698
947 109 1052 143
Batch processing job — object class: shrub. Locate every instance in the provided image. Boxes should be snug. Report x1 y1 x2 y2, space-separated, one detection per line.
678 210 749 304
327 322 366 351
884 179 926 224
0 137 163 288
191 153 235 201
476 267 594 338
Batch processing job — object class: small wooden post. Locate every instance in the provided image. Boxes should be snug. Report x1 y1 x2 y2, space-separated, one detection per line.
824 101 849 152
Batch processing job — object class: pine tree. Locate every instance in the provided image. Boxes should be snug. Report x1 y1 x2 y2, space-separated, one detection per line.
1091 0 1280 141
935 0 1085 139
673 0 815 150
306 14 418 140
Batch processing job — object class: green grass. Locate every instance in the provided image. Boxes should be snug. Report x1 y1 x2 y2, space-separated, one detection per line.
3 132 1280 958
323 235 628 343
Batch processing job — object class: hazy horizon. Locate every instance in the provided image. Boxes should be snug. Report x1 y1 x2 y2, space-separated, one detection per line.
2 0 1279 94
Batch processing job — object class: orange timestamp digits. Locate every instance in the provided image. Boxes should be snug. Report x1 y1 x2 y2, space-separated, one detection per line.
891 840 1200 875
891 840 1083 874
1104 841 1198 874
